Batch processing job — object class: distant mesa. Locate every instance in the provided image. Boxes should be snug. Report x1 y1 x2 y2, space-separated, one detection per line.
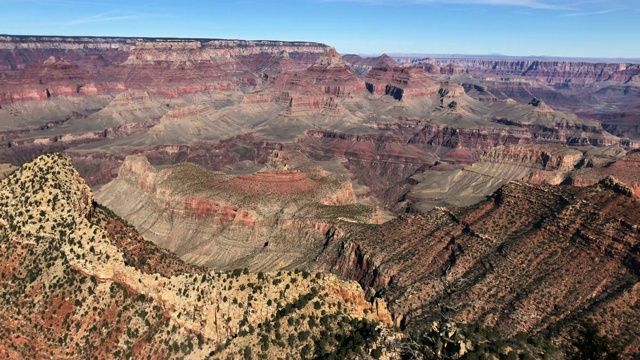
343 53 399 75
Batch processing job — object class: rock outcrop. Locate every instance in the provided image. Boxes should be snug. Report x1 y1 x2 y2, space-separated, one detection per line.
364 67 439 100
568 150 640 196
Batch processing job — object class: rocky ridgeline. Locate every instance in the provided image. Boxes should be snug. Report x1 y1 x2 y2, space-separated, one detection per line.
0 153 393 358
318 179 640 356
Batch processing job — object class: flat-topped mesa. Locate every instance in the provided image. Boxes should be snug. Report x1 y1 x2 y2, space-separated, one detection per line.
440 63 466 75
481 144 584 172
365 66 440 100
415 61 466 75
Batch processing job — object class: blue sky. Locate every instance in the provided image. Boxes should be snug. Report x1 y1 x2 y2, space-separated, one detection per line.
0 0 637 58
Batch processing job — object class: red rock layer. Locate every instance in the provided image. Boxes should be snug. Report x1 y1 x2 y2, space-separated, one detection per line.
275 48 364 97
364 67 439 99
0 36 329 104
219 170 319 195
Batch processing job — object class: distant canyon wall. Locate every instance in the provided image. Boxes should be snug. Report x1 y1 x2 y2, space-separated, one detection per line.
422 58 640 84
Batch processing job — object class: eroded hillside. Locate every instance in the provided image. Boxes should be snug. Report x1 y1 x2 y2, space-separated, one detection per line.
95 154 378 271
319 178 640 355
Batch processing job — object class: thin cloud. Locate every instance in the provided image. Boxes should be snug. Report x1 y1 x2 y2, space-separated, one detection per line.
68 12 147 25
319 0 572 10
562 9 616 16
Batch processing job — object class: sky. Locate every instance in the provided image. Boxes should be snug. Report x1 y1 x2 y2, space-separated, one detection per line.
0 0 637 58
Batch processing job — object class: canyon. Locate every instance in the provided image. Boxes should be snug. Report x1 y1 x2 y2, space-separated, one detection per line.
0 35 639 358
409 56 640 141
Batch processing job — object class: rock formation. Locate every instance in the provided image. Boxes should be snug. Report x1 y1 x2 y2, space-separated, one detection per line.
95 154 377 271
364 67 439 100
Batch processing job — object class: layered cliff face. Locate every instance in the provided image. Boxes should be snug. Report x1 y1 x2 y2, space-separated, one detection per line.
414 59 466 76
95 154 378 271
0 153 392 359
364 67 440 100
319 179 640 356
274 47 362 96
568 150 640 196
0 36 328 105
423 58 640 85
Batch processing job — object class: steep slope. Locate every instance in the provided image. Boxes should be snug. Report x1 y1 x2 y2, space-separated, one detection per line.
318 179 640 355
0 153 392 359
